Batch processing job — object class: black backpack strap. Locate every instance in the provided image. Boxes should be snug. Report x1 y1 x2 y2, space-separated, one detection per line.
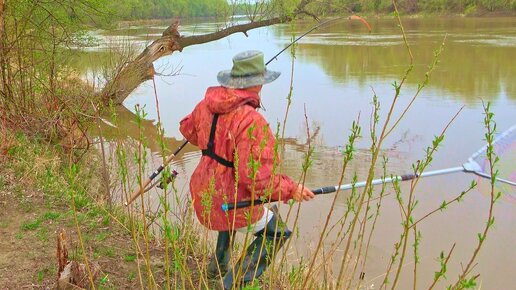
201 114 234 168
207 113 219 152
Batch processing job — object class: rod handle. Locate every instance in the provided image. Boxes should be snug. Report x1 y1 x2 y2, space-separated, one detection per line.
125 177 153 206
222 187 328 211
312 186 337 194
125 141 188 206
222 199 266 212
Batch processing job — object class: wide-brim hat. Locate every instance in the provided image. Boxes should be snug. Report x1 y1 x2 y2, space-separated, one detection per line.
217 50 280 89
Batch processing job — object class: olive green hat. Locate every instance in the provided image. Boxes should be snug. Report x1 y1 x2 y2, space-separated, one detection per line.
217 50 280 89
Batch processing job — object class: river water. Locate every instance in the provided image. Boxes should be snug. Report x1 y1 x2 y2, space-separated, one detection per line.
78 17 516 288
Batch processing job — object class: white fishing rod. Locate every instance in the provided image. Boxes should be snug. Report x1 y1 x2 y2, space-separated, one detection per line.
222 124 516 212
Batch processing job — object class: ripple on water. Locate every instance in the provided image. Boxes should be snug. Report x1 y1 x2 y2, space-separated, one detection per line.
309 33 402 40
179 150 202 165
296 37 403 47
272 32 405 47
453 35 516 47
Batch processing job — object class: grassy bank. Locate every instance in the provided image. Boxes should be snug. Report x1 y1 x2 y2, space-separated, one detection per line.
0 131 190 288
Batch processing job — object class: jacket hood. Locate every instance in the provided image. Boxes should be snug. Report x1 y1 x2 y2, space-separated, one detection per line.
205 86 260 114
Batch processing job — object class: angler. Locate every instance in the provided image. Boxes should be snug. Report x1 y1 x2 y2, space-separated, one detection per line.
122 16 373 288
179 50 314 289
125 15 372 206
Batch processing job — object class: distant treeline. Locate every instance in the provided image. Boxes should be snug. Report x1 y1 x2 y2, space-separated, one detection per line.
107 0 229 20
232 1 515 16
103 0 515 21
315 0 515 14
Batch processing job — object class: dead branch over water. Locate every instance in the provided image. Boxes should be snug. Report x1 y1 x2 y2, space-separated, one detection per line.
99 1 314 105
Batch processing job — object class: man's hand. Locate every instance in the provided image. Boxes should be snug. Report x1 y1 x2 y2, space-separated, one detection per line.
292 184 315 201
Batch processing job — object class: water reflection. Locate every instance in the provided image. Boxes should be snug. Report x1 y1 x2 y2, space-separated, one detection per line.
273 17 516 102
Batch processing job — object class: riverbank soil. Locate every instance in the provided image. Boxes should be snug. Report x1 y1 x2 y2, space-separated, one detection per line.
0 156 163 289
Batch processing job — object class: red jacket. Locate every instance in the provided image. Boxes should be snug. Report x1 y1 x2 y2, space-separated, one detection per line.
180 86 297 231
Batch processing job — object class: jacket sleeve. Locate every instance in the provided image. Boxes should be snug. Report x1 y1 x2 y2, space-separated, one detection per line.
234 111 297 202
179 113 199 146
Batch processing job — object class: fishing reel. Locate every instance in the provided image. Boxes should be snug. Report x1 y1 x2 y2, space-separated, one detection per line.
157 169 178 189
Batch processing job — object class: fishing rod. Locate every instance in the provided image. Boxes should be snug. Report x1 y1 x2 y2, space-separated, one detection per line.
125 140 187 206
222 124 516 212
125 15 371 206
265 15 371 66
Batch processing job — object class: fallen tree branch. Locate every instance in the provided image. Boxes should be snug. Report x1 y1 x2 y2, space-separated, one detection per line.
99 1 315 105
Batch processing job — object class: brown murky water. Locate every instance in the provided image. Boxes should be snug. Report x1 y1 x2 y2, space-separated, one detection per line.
79 17 516 288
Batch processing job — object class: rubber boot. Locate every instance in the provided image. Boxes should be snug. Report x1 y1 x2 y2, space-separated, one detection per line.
222 206 291 289
207 231 234 279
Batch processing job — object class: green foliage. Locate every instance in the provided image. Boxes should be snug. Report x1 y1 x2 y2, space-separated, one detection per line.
43 212 61 220
127 272 136 282
434 251 448 280
95 232 109 242
124 254 137 262
37 270 45 282
99 274 110 285
9 0 230 28
459 277 478 288
36 227 50 242
107 0 229 20
288 260 306 286
21 211 62 231
309 0 514 14
21 219 43 231
103 247 116 258
242 283 261 290
2 1 107 143
15 232 24 240
5 0 110 63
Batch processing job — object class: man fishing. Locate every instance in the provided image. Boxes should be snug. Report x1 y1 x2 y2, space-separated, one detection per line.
179 50 314 289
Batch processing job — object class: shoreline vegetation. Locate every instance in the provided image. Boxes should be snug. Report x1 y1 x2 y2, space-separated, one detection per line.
105 0 515 23
113 10 514 29
0 135 160 288
0 0 510 289
110 7 515 30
